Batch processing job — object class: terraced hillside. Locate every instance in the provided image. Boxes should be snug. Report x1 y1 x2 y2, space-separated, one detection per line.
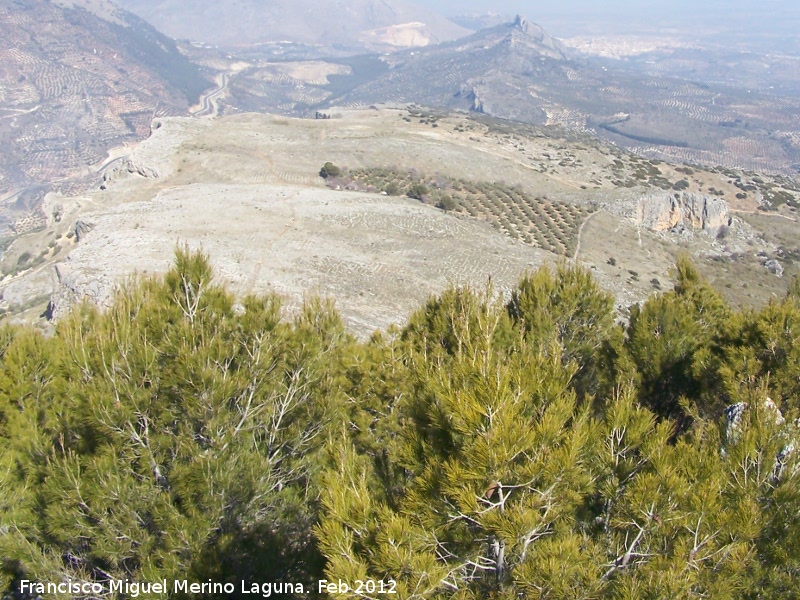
0 0 210 199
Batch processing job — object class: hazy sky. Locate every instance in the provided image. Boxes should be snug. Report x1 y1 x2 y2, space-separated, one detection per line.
424 0 799 39
425 0 793 18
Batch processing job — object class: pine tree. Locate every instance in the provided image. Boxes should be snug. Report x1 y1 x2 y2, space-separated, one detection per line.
0 249 349 595
507 263 624 402
2 249 800 599
626 256 732 427
319 286 602 598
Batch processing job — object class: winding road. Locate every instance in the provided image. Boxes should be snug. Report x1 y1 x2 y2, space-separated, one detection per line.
0 105 40 120
191 72 231 118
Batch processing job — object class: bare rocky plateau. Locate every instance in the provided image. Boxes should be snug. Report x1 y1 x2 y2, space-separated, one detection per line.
50 184 554 335
1 109 797 336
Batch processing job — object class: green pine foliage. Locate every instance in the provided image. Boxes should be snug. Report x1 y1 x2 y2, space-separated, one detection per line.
1 249 800 599
0 248 351 596
507 263 624 402
626 256 733 428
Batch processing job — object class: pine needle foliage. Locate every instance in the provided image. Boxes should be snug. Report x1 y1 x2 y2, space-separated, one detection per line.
1 248 352 596
1 251 799 599
507 263 624 402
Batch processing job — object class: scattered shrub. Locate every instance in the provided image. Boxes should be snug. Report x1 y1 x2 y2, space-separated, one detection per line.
319 162 341 178
407 182 429 200
672 179 690 190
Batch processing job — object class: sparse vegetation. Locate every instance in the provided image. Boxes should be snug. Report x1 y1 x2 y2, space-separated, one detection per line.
437 194 456 211
407 182 429 200
319 161 341 178
763 188 797 209
324 167 596 256
673 179 690 190
384 181 400 196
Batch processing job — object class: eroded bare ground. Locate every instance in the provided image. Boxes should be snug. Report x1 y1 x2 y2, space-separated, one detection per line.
3 111 569 335
1 109 796 335
52 184 554 335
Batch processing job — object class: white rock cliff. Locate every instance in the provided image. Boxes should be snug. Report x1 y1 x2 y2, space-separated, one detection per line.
637 192 731 236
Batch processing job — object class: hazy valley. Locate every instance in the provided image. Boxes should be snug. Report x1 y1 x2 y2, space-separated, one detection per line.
115 0 471 52
0 0 210 246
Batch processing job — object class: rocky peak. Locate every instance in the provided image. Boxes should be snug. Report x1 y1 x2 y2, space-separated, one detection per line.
513 15 530 31
505 15 566 60
512 15 541 37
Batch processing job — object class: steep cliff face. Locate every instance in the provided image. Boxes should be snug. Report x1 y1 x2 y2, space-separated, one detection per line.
637 192 731 235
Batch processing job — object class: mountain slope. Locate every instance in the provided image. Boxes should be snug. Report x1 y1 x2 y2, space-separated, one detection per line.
333 16 569 122
0 0 211 201
115 0 471 51
327 16 800 174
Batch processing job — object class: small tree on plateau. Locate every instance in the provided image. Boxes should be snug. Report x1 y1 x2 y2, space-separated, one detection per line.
319 162 340 178
407 182 428 200
437 194 456 211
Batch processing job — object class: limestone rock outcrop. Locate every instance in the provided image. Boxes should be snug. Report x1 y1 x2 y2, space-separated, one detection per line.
723 399 799 483
101 159 162 188
637 192 731 236
49 261 114 321
73 219 95 242
764 258 784 277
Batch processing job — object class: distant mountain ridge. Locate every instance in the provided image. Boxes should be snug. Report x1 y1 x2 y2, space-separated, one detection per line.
320 15 800 175
449 12 511 32
331 15 569 122
114 0 471 51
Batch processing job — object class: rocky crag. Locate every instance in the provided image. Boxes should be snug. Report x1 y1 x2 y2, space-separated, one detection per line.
637 192 731 236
